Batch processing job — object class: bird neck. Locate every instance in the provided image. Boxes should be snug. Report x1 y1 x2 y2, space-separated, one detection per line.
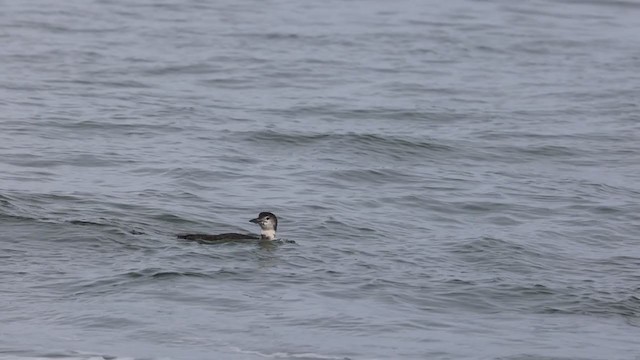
260 229 276 240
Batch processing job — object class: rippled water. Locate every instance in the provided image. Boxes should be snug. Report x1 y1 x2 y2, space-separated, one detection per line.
2 0 640 359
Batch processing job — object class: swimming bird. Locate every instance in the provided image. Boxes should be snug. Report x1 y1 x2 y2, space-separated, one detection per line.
178 212 278 241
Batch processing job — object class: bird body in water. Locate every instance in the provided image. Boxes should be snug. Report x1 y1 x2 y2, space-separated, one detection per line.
178 212 278 242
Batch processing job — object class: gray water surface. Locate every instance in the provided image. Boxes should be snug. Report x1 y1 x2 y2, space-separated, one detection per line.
1 0 640 359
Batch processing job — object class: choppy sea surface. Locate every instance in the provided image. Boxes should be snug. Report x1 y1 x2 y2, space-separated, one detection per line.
2 0 640 359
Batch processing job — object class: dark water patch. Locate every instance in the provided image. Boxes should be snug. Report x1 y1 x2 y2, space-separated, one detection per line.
199 77 261 90
267 106 466 123
149 213 194 224
565 203 638 216
243 130 454 159
64 219 147 236
448 201 548 220
226 32 303 40
132 270 214 280
55 269 229 298
41 119 186 135
3 158 67 169
556 0 640 10
0 350 122 360
48 79 152 89
591 256 640 269
511 145 582 158
0 194 16 207
539 291 640 319
452 236 530 254
450 236 565 276
426 279 640 320
133 167 209 179
325 168 421 185
142 63 215 76
481 144 584 164
67 219 115 227
497 355 594 360
5 20 119 35
56 314 147 330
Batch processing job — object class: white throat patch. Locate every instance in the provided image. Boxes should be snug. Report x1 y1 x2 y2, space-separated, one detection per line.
261 229 276 240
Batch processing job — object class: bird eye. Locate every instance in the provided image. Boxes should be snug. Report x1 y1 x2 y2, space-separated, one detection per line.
265 217 270 220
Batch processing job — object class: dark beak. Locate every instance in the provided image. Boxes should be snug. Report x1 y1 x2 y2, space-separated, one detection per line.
249 218 259 224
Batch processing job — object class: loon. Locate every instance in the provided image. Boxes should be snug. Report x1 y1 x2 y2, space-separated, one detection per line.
178 212 278 242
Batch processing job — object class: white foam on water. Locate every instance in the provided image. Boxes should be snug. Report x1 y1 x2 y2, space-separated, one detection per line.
228 346 370 360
